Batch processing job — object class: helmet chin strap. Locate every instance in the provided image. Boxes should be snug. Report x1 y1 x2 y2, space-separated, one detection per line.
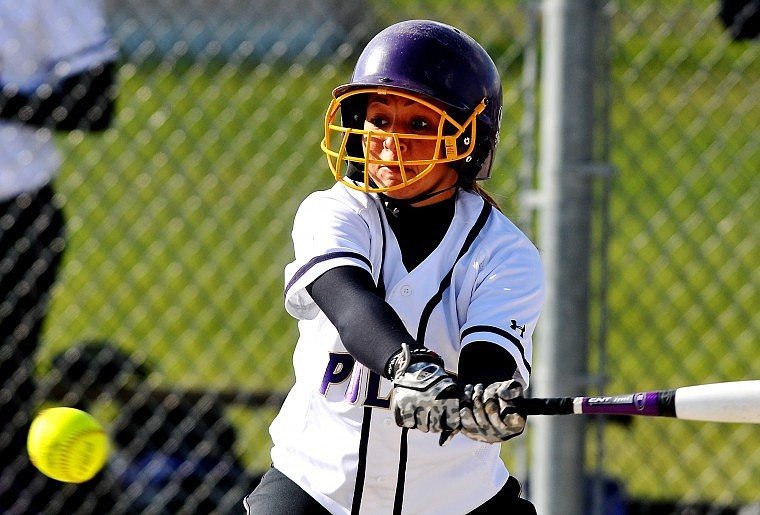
379 184 458 217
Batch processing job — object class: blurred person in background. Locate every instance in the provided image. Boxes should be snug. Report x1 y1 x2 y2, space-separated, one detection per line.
0 0 118 512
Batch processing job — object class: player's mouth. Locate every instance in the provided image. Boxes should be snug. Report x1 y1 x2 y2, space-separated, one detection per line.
378 165 417 179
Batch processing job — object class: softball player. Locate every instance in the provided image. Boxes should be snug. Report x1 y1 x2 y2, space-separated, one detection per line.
0 0 117 511
245 20 544 515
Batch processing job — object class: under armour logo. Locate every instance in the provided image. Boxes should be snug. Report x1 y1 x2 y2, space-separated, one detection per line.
510 320 526 338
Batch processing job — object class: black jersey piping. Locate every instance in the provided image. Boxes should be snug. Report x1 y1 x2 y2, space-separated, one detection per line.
393 199 492 514
351 406 374 515
393 428 409 515
416 201 492 345
350 198 387 514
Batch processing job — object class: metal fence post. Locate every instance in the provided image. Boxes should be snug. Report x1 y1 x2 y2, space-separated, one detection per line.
529 1 602 513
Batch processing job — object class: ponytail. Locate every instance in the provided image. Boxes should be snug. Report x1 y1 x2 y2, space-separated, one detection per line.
470 182 503 212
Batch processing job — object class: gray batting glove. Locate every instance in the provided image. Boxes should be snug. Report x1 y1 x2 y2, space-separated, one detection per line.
390 343 460 435
458 380 527 444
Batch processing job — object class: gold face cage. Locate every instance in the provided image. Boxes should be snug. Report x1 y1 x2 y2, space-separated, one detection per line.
320 88 485 193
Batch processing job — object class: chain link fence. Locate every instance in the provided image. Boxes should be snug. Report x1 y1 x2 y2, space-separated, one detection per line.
2 0 757 513
598 1 759 512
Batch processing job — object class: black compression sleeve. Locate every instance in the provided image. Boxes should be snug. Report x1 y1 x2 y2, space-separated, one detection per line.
458 342 520 387
0 61 117 131
305 266 414 378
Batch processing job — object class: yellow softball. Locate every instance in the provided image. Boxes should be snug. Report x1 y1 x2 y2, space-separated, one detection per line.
27 407 109 483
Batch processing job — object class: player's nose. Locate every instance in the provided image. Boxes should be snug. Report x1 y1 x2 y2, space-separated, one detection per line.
382 135 407 154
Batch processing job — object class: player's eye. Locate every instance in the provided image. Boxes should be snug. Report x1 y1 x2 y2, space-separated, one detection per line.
409 117 433 133
367 116 389 129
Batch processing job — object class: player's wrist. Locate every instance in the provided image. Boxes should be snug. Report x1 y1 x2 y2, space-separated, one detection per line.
386 342 445 380
390 342 460 435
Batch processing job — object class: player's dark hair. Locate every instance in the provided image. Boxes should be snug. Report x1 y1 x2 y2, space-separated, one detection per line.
467 181 503 212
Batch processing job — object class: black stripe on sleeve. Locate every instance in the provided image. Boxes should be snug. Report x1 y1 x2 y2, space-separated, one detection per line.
284 250 372 298
461 325 531 375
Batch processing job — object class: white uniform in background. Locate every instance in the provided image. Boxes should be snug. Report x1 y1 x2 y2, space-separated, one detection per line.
0 0 117 201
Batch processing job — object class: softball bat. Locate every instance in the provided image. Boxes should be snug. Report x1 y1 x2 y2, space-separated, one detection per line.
514 380 760 423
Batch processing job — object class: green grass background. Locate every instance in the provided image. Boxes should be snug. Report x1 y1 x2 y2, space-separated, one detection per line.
37 0 758 506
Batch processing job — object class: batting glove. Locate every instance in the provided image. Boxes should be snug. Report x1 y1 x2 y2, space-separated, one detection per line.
457 380 527 444
390 343 460 436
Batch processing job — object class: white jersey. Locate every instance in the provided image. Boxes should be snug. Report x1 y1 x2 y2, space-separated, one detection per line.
273 184 545 515
0 0 118 201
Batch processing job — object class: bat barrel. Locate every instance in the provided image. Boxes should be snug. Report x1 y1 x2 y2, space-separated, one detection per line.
675 380 760 423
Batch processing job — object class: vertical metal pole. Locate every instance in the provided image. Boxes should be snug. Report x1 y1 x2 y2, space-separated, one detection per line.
529 1 599 514
518 1 541 234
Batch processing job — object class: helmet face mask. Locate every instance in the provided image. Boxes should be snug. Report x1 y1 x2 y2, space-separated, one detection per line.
321 88 486 193
321 20 503 191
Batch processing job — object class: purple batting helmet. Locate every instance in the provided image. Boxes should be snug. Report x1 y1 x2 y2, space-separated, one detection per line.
321 20 503 192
